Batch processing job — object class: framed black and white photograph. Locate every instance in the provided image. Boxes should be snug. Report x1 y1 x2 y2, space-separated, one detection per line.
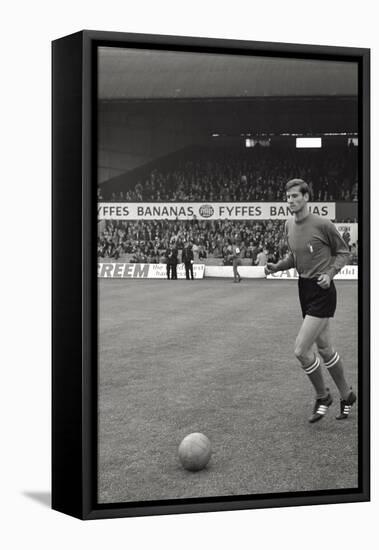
52 30 370 520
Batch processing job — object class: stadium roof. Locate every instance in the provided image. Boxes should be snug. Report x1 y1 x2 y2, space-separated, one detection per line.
99 47 358 100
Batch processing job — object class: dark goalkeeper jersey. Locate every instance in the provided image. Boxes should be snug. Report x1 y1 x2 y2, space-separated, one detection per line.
276 213 350 279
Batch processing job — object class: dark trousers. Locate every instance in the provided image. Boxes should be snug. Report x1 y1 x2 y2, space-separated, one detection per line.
185 262 194 279
167 263 177 279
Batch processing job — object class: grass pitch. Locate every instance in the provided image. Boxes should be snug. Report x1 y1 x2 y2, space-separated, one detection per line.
98 278 358 504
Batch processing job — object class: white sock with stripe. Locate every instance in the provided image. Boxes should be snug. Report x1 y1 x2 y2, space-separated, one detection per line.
324 351 340 369
304 355 320 375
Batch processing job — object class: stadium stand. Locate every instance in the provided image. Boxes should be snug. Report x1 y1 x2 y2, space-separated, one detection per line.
97 218 358 266
101 146 358 203
97 144 358 266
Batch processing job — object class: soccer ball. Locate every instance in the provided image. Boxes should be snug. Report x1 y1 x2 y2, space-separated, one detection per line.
178 432 212 471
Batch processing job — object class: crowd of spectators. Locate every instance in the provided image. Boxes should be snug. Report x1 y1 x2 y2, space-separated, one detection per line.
98 218 358 266
98 147 358 265
99 146 358 203
99 219 279 265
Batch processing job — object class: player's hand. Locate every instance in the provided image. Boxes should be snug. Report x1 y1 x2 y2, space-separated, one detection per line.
264 262 276 275
317 273 331 289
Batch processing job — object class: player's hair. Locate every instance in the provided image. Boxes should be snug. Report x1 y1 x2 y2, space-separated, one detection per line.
286 178 310 195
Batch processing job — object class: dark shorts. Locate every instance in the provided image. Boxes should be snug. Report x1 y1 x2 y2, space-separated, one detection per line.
298 277 337 319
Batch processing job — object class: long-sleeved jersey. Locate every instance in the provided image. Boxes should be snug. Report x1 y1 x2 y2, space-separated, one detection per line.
275 213 350 279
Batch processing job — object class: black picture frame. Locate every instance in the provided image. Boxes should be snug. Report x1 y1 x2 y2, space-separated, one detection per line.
52 30 370 520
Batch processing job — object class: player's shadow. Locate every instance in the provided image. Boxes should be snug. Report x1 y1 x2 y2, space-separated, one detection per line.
23 491 51 507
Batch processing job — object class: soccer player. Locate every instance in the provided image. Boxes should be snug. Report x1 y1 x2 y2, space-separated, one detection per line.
265 179 356 423
233 246 242 283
